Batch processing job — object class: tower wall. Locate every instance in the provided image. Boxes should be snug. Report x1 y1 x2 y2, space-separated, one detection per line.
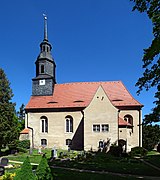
32 79 53 96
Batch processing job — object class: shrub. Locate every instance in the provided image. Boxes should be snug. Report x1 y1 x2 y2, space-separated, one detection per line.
8 140 30 154
17 140 30 149
36 154 53 180
157 144 160 152
1 172 15 180
14 156 36 180
130 146 148 157
17 147 28 153
8 141 18 151
109 145 123 157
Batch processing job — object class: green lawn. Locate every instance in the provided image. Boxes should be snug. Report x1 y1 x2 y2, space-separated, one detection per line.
51 168 139 180
5 149 160 178
145 151 160 168
51 152 160 176
6 148 52 164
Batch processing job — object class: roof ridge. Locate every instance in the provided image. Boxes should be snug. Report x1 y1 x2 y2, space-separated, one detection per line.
55 81 122 86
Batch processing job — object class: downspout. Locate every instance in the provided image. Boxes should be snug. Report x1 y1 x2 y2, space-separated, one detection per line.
26 112 34 153
117 109 120 145
139 108 142 147
81 110 84 150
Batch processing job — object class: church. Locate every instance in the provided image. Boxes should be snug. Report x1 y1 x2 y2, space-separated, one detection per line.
20 16 143 152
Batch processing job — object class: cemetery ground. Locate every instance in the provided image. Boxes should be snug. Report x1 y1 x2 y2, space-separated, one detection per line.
1 148 160 179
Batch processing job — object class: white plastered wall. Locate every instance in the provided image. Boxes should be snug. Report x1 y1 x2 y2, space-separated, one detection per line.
83 86 118 151
119 109 142 151
26 111 83 149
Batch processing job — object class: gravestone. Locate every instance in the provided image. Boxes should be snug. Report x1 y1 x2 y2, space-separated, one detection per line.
51 147 57 158
38 146 42 154
0 166 5 176
0 158 8 166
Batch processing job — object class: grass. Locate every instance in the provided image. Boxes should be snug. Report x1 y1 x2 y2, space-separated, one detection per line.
51 168 139 180
4 149 160 178
144 151 160 168
5 166 139 179
6 148 52 164
147 150 160 156
51 152 160 176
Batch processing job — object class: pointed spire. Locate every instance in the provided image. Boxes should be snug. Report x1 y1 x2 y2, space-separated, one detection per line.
43 14 48 41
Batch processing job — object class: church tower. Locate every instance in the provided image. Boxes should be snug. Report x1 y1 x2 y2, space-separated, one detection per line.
32 15 56 96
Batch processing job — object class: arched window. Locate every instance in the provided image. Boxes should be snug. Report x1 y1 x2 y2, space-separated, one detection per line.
41 139 47 146
40 116 48 133
124 115 133 126
41 65 44 74
124 114 133 132
65 115 73 132
43 46 45 52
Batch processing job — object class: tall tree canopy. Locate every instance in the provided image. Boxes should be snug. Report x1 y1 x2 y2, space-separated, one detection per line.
17 103 25 130
142 124 160 150
0 68 19 152
130 0 160 124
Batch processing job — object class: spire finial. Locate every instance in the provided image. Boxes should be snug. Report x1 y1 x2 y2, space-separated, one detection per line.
43 14 48 41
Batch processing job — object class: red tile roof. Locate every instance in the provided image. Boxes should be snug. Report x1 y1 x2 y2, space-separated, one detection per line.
118 117 132 126
26 81 142 110
20 128 29 134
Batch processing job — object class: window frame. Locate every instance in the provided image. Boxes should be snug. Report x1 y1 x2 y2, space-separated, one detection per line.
65 116 73 133
40 116 48 133
40 64 45 74
41 139 47 146
93 124 109 132
66 139 72 146
93 124 100 132
101 124 109 132
124 114 134 133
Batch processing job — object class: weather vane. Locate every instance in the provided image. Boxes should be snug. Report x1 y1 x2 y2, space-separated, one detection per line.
43 13 48 40
43 13 47 20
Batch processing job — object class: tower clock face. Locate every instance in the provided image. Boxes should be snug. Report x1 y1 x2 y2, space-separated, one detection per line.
39 79 45 85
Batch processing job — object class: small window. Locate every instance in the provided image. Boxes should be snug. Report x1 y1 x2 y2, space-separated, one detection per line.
65 116 73 133
124 114 133 133
41 139 47 146
124 115 133 125
41 65 45 73
66 139 72 146
101 124 109 132
93 125 100 132
41 116 48 133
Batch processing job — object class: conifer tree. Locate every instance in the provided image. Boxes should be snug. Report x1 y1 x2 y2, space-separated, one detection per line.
0 68 19 153
14 156 36 180
36 154 53 180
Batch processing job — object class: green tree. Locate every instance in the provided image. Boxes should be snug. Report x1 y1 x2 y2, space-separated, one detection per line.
17 103 25 130
142 124 160 150
36 154 53 180
14 156 36 180
0 68 19 153
130 0 160 124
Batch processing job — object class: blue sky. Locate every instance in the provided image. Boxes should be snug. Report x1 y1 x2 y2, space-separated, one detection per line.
0 0 155 119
